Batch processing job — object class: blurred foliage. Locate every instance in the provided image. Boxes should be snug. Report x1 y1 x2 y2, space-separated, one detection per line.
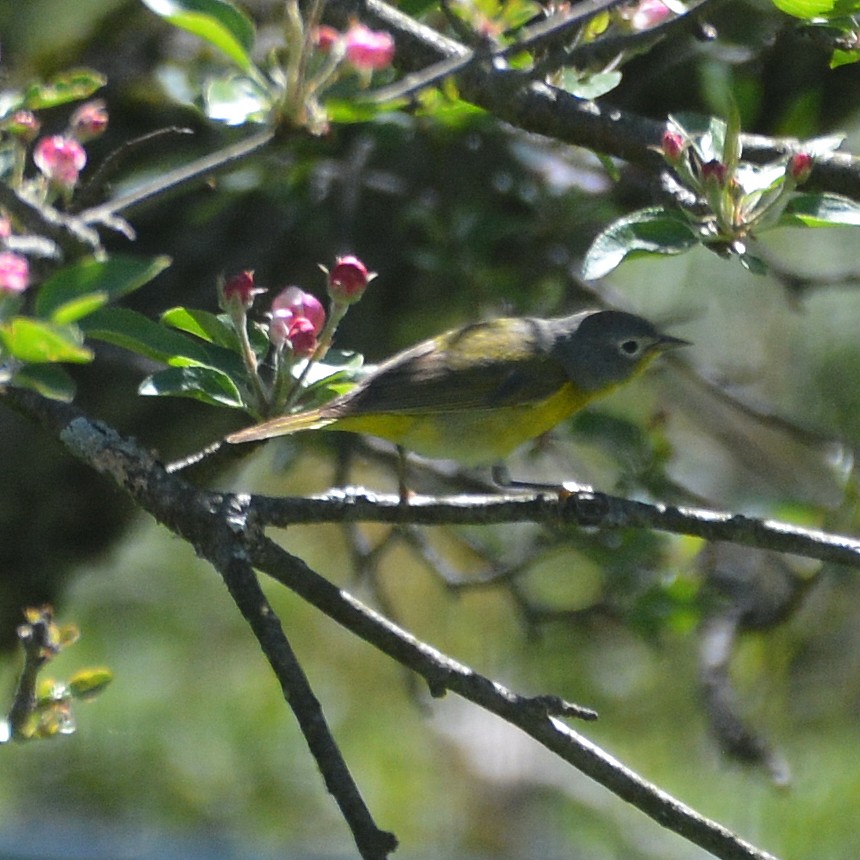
1 0 860 857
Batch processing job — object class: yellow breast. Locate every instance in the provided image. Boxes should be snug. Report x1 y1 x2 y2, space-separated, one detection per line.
331 382 596 465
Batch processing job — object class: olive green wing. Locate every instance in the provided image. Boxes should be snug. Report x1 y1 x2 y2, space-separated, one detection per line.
325 318 569 417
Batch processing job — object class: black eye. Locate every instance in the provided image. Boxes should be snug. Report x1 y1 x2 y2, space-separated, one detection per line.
620 339 641 356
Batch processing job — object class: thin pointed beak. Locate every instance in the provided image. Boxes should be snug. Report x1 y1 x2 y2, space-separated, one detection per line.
657 334 691 350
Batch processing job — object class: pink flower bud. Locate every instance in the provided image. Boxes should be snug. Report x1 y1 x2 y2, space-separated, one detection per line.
0 216 11 239
33 135 87 189
700 159 727 187
661 129 685 162
344 24 395 71
286 317 319 357
269 312 320 356
327 255 374 304
271 286 326 334
5 110 40 142
788 152 813 184
0 252 30 294
314 25 342 51
69 99 108 142
630 0 671 31
221 270 264 310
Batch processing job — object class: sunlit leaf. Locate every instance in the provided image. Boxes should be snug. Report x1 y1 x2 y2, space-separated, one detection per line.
68 668 114 701
22 69 106 110
204 73 271 124
558 70 622 100
36 255 171 322
80 307 245 379
780 192 860 227
141 0 256 71
161 306 239 349
582 208 699 280
831 47 860 67
10 364 77 402
140 365 246 408
1 318 92 364
772 0 860 16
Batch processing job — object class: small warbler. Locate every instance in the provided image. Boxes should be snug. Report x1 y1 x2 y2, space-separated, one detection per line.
227 309 688 467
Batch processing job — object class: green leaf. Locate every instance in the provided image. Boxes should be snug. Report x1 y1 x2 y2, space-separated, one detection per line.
140 365 246 408
22 68 106 110
81 307 247 378
582 208 700 280
161 307 239 349
141 0 256 71
1 318 92 364
669 112 726 162
831 47 860 68
772 0 860 17
36 255 171 323
10 364 77 401
557 70 622 100
204 73 271 124
300 350 364 387
68 668 114 701
780 192 860 227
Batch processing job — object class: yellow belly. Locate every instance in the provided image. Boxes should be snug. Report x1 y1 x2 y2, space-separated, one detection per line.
330 382 596 465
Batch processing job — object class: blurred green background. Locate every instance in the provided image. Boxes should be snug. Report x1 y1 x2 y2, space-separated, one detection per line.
2 0 860 857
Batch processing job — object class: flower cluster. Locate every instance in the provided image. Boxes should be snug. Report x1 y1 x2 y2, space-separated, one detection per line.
27 99 107 192
219 255 375 415
658 118 815 262
0 97 108 322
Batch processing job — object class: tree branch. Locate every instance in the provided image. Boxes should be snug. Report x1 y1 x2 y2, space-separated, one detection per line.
324 0 860 197
1 386 792 860
0 388 394 859
249 487 860 568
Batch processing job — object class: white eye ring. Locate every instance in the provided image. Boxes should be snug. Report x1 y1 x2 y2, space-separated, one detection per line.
619 338 642 356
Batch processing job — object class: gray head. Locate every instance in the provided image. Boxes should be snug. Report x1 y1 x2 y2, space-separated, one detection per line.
547 310 688 392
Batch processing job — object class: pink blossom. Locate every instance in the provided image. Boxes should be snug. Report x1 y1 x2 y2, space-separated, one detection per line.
629 0 671 31
314 25 342 52
327 255 374 304
286 317 318 357
344 24 395 71
33 135 87 189
700 159 727 187
269 313 320 356
0 252 30 294
222 270 265 310
69 99 108 142
788 153 813 183
271 286 326 334
661 129 685 162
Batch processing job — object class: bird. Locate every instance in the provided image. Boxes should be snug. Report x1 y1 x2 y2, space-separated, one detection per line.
226 309 688 474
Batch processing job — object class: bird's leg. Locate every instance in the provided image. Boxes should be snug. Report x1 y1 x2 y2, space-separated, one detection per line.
491 463 591 493
397 445 411 506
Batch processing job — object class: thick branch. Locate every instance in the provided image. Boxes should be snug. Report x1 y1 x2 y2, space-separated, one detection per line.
247 534 776 860
324 0 860 197
0 388 393 859
250 487 860 569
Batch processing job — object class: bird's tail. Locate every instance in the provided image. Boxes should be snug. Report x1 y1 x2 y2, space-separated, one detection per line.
226 408 335 444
